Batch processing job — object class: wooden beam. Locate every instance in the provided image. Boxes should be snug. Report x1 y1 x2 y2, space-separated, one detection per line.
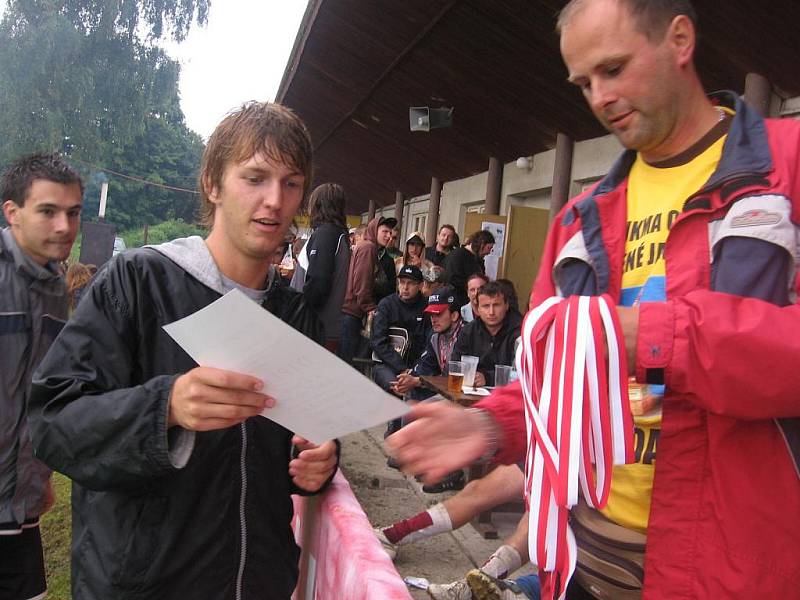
549 133 574 223
425 177 442 246
744 72 772 117
485 157 502 216
394 191 404 226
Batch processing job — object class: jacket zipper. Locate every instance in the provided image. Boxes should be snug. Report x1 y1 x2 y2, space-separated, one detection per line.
235 422 248 600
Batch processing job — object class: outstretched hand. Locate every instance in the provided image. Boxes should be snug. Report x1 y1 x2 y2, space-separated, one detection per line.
385 401 489 485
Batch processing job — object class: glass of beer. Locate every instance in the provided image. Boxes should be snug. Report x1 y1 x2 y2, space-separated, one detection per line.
447 361 464 394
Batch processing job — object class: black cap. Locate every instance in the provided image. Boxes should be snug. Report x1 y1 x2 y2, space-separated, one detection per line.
378 216 398 229
424 286 459 314
397 264 423 282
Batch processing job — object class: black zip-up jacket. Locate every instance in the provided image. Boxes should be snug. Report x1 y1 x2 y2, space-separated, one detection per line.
302 222 351 342
28 237 333 600
452 310 522 386
444 246 484 307
370 291 428 373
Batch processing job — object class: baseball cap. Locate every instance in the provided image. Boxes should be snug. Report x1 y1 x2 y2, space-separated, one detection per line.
405 231 425 246
397 264 423 282
424 286 459 314
378 216 398 229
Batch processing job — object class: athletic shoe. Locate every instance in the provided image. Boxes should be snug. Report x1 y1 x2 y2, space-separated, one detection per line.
422 469 465 493
373 527 398 561
466 569 527 600
427 578 473 599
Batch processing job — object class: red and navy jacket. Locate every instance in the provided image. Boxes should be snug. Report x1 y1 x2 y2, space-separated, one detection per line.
479 91 800 598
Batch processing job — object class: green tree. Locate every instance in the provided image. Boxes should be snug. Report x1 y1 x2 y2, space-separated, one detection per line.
81 117 204 230
0 0 208 165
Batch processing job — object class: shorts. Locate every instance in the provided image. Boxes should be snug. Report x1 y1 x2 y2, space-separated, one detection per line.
0 526 47 600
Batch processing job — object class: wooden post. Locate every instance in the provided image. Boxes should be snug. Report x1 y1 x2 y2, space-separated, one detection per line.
142 223 149 246
425 177 442 245
744 72 772 118
484 157 502 216
367 199 376 221
394 191 404 229
549 133 574 223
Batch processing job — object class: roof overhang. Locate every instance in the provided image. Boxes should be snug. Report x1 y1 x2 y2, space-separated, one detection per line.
278 0 800 213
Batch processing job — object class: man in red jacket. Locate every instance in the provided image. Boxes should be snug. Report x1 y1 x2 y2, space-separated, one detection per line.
389 1 800 598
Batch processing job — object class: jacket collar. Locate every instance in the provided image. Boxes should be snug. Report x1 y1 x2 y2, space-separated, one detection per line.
588 90 771 200
566 90 772 295
151 235 275 296
0 227 63 284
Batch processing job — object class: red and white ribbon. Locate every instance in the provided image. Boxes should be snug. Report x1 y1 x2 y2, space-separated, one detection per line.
518 295 634 600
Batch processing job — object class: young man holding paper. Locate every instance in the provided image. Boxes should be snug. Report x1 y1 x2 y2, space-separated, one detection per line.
28 102 338 600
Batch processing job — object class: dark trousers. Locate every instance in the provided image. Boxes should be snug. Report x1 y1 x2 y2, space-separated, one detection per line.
0 526 46 600
339 313 364 365
372 363 400 395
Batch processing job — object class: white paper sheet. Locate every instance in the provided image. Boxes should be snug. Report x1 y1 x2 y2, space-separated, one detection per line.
163 289 409 443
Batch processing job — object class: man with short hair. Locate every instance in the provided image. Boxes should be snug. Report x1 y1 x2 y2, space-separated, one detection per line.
391 285 464 401
444 229 495 307
460 272 489 323
389 1 800 597
370 264 428 397
424 224 456 267
340 215 397 364
28 102 339 600
386 225 402 259
421 263 446 298
1 152 82 600
452 281 521 388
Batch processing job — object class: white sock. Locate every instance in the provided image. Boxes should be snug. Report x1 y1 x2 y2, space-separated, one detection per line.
481 544 523 578
398 503 453 545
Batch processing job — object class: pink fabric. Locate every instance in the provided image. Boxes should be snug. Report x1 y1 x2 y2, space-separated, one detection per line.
292 470 412 600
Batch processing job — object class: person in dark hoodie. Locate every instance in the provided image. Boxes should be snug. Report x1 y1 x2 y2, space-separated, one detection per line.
294 182 351 352
452 280 521 387
27 102 339 600
444 229 495 307
370 264 429 396
339 215 396 364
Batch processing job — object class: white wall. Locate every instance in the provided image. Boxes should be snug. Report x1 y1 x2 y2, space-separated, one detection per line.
381 90 800 237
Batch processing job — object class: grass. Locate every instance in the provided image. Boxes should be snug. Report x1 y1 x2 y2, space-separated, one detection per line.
41 472 72 599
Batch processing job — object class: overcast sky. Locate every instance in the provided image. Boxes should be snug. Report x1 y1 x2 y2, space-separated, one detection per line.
164 1 308 139
0 0 309 140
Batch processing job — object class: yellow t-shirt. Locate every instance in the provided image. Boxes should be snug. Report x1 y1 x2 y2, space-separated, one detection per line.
600 131 727 533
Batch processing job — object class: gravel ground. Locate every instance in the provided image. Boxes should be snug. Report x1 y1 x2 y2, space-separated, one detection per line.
339 425 535 599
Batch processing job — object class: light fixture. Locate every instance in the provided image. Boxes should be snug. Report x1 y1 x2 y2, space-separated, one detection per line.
515 156 533 170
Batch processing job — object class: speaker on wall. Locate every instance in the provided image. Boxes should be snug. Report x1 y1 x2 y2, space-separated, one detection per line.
409 107 454 132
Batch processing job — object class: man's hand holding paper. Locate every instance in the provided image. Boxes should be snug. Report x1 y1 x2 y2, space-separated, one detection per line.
168 366 276 431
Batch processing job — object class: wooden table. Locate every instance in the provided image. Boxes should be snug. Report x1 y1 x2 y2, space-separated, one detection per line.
419 375 486 406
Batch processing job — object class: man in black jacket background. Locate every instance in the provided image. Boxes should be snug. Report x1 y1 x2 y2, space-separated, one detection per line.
452 280 521 387
444 229 495 307
424 224 456 267
28 102 338 600
370 265 429 396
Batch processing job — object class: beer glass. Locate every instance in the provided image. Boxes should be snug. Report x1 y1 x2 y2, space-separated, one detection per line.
461 355 479 390
447 361 464 394
494 364 512 387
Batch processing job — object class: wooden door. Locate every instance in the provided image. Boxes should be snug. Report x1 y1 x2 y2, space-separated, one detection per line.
504 206 550 309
